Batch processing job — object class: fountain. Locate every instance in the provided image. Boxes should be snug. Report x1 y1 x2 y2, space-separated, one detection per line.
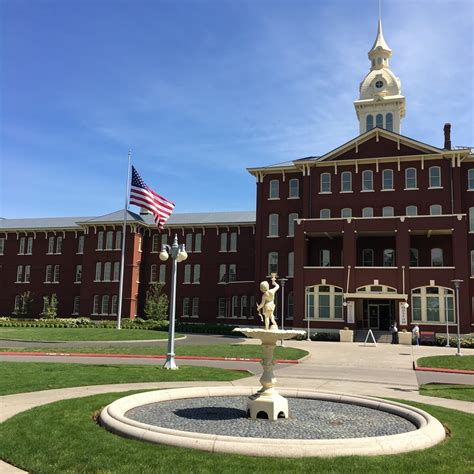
99 275 446 458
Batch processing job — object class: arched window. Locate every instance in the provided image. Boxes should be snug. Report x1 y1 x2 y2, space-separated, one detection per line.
268 252 278 275
185 234 193 252
376 114 383 128
111 295 118 315
362 249 374 266
319 209 331 219
468 169 474 190
429 166 441 188
305 285 343 320
287 292 294 320
289 178 299 198
150 264 157 283
341 208 352 218
406 206 418 216
288 213 298 237
106 231 114 250
232 296 239 318
229 232 237 251
193 264 201 283
182 297 190 316
382 169 393 190
411 286 454 323
152 234 160 252
431 248 444 267
383 206 394 216
471 250 474 276
92 295 100 314
269 214 279 237
184 264 191 283
383 249 395 266
362 170 373 191
195 233 202 252
192 297 199 317
101 295 109 315
410 248 419 267
287 252 294 277
405 168 417 189
320 173 331 193
386 113 393 131
362 207 374 217
103 262 112 281
366 115 374 131
269 179 279 199
95 262 102 281
469 207 474 231
341 171 352 192
430 204 442 215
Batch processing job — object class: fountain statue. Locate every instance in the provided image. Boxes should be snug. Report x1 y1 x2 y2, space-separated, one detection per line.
233 274 305 420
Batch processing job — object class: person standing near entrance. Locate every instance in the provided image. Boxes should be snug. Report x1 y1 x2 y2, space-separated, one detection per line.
390 321 399 344
412 324 420 346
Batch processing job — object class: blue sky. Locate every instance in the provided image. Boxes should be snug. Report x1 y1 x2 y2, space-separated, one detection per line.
1 0 473 219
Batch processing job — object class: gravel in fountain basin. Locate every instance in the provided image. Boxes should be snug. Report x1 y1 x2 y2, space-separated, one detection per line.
125 396 416 440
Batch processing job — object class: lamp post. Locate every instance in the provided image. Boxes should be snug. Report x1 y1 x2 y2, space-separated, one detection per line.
279 278 287 346
160 234 188 369
444 293 450 347
451 279 463 357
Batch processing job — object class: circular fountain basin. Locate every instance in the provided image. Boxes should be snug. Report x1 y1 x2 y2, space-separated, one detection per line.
100 387 445 458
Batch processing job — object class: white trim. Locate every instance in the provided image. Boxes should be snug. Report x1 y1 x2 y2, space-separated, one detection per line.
428 187 444 190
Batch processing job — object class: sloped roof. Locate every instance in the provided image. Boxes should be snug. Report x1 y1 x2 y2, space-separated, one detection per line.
0 210 256 231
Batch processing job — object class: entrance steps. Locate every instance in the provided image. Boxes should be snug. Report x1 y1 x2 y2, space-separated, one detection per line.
354 330 392 343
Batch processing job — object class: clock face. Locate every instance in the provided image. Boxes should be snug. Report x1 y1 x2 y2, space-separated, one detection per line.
375 80 384 89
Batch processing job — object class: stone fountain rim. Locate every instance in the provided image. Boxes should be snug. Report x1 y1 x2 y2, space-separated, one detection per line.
99 387 446 458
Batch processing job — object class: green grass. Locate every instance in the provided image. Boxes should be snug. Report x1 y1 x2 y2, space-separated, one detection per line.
0 327 173 341
0 362 249 396
417 355 474 371
0 344 308 360
0 394 472 473
420 384 474 402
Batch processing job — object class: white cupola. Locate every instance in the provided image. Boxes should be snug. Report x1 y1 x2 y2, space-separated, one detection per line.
354 18 406 134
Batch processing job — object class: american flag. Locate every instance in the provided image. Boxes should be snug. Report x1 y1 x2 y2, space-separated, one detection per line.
129 166 175 228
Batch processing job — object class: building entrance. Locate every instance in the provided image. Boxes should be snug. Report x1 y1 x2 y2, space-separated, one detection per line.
362 300 393 330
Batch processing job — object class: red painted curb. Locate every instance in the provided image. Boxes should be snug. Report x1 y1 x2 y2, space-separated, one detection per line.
0 351 300 364
415 367 474 375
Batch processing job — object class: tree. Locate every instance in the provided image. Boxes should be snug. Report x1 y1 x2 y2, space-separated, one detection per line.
16 291 34 318
144 283 169 321
42 293 58 319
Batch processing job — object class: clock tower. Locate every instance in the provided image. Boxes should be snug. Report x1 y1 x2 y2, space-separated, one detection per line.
354 18 406 134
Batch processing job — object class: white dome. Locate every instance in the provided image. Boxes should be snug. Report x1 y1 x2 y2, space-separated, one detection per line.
359 68 401 101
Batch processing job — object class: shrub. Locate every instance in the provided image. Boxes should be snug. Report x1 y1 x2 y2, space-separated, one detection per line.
143 283 169 321
41 294 58 319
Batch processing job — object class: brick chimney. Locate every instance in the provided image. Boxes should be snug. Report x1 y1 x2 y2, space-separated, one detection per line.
443 123 452 150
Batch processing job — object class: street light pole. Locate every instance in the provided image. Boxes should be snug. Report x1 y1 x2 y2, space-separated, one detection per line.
444 293 450 347
451 279 463 357
279 278 287 346
160 234 188 369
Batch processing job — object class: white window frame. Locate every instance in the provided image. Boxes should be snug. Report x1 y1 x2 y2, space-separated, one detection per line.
268 252 278 275
405 167 417 189
219 264 227 283
0 237 4 255
320 249 330 267
468 169 474 190
16 265 23 283
113 262 120 281
429 166 441 188
55 236 63 254
26 237 33 254
406 205 418 216
320 209 331 219
75 264 82 283
383 248 395 267
288 213 298 237
220 232 228 252
411 286 455 324
362 170 374 191
382 206 394 217
362 207 374 217
430 204 442 215
77 235 84 254
150 264 158 283
229 232 237 252
184 264 191 284
240 296 248 318
471 250 474 276
101 295 109 315
269 179 279 199
103 262 112 281
53 265 60 283
229 264 236 282
152 234 160 253
45 265 53 283
72 296 80 315
97 232 104 251
92 295 100 314
431 248 444 267
24 265 31 283
182 297 190 316
341 208 352 218
287 251 294 277
48 236 55 254
95 262 102 282
288 178 299 198
159 264 166 283
111 295 118 315
268 214 279 237
195 233 202 252
115 231 122 250
231 296 239 318
470 207 474 232
382 169 394 190
191 297 199 317
18 237 25 255
305 285 344 320
218 297 227 318
340 171 352 192
193 264 201 284
186 234 193 253
105 231 114 250
320 173 331 193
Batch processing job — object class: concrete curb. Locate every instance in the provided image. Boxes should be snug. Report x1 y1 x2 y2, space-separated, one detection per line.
415 367 474 375
0 335 187 344
0 351 301 364
100 387 446 458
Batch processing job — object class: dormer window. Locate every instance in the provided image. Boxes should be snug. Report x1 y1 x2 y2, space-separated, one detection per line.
375 80 383 89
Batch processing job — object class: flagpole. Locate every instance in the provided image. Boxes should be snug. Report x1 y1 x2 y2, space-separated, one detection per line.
117 150 132 330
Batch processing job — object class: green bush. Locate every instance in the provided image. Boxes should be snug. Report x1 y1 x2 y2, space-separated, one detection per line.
175 322 239 335
435 336 474 349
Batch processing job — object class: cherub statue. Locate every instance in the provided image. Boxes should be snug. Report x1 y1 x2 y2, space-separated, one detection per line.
256 274 280 330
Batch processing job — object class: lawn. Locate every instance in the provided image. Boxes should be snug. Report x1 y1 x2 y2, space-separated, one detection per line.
0 362 249 396
0 394 472 473
0 344 308 360
417 355 474 371
0 327 172 341
420 384 474 403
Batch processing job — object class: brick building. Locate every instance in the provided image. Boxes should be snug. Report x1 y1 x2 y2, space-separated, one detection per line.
1 20 473 335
